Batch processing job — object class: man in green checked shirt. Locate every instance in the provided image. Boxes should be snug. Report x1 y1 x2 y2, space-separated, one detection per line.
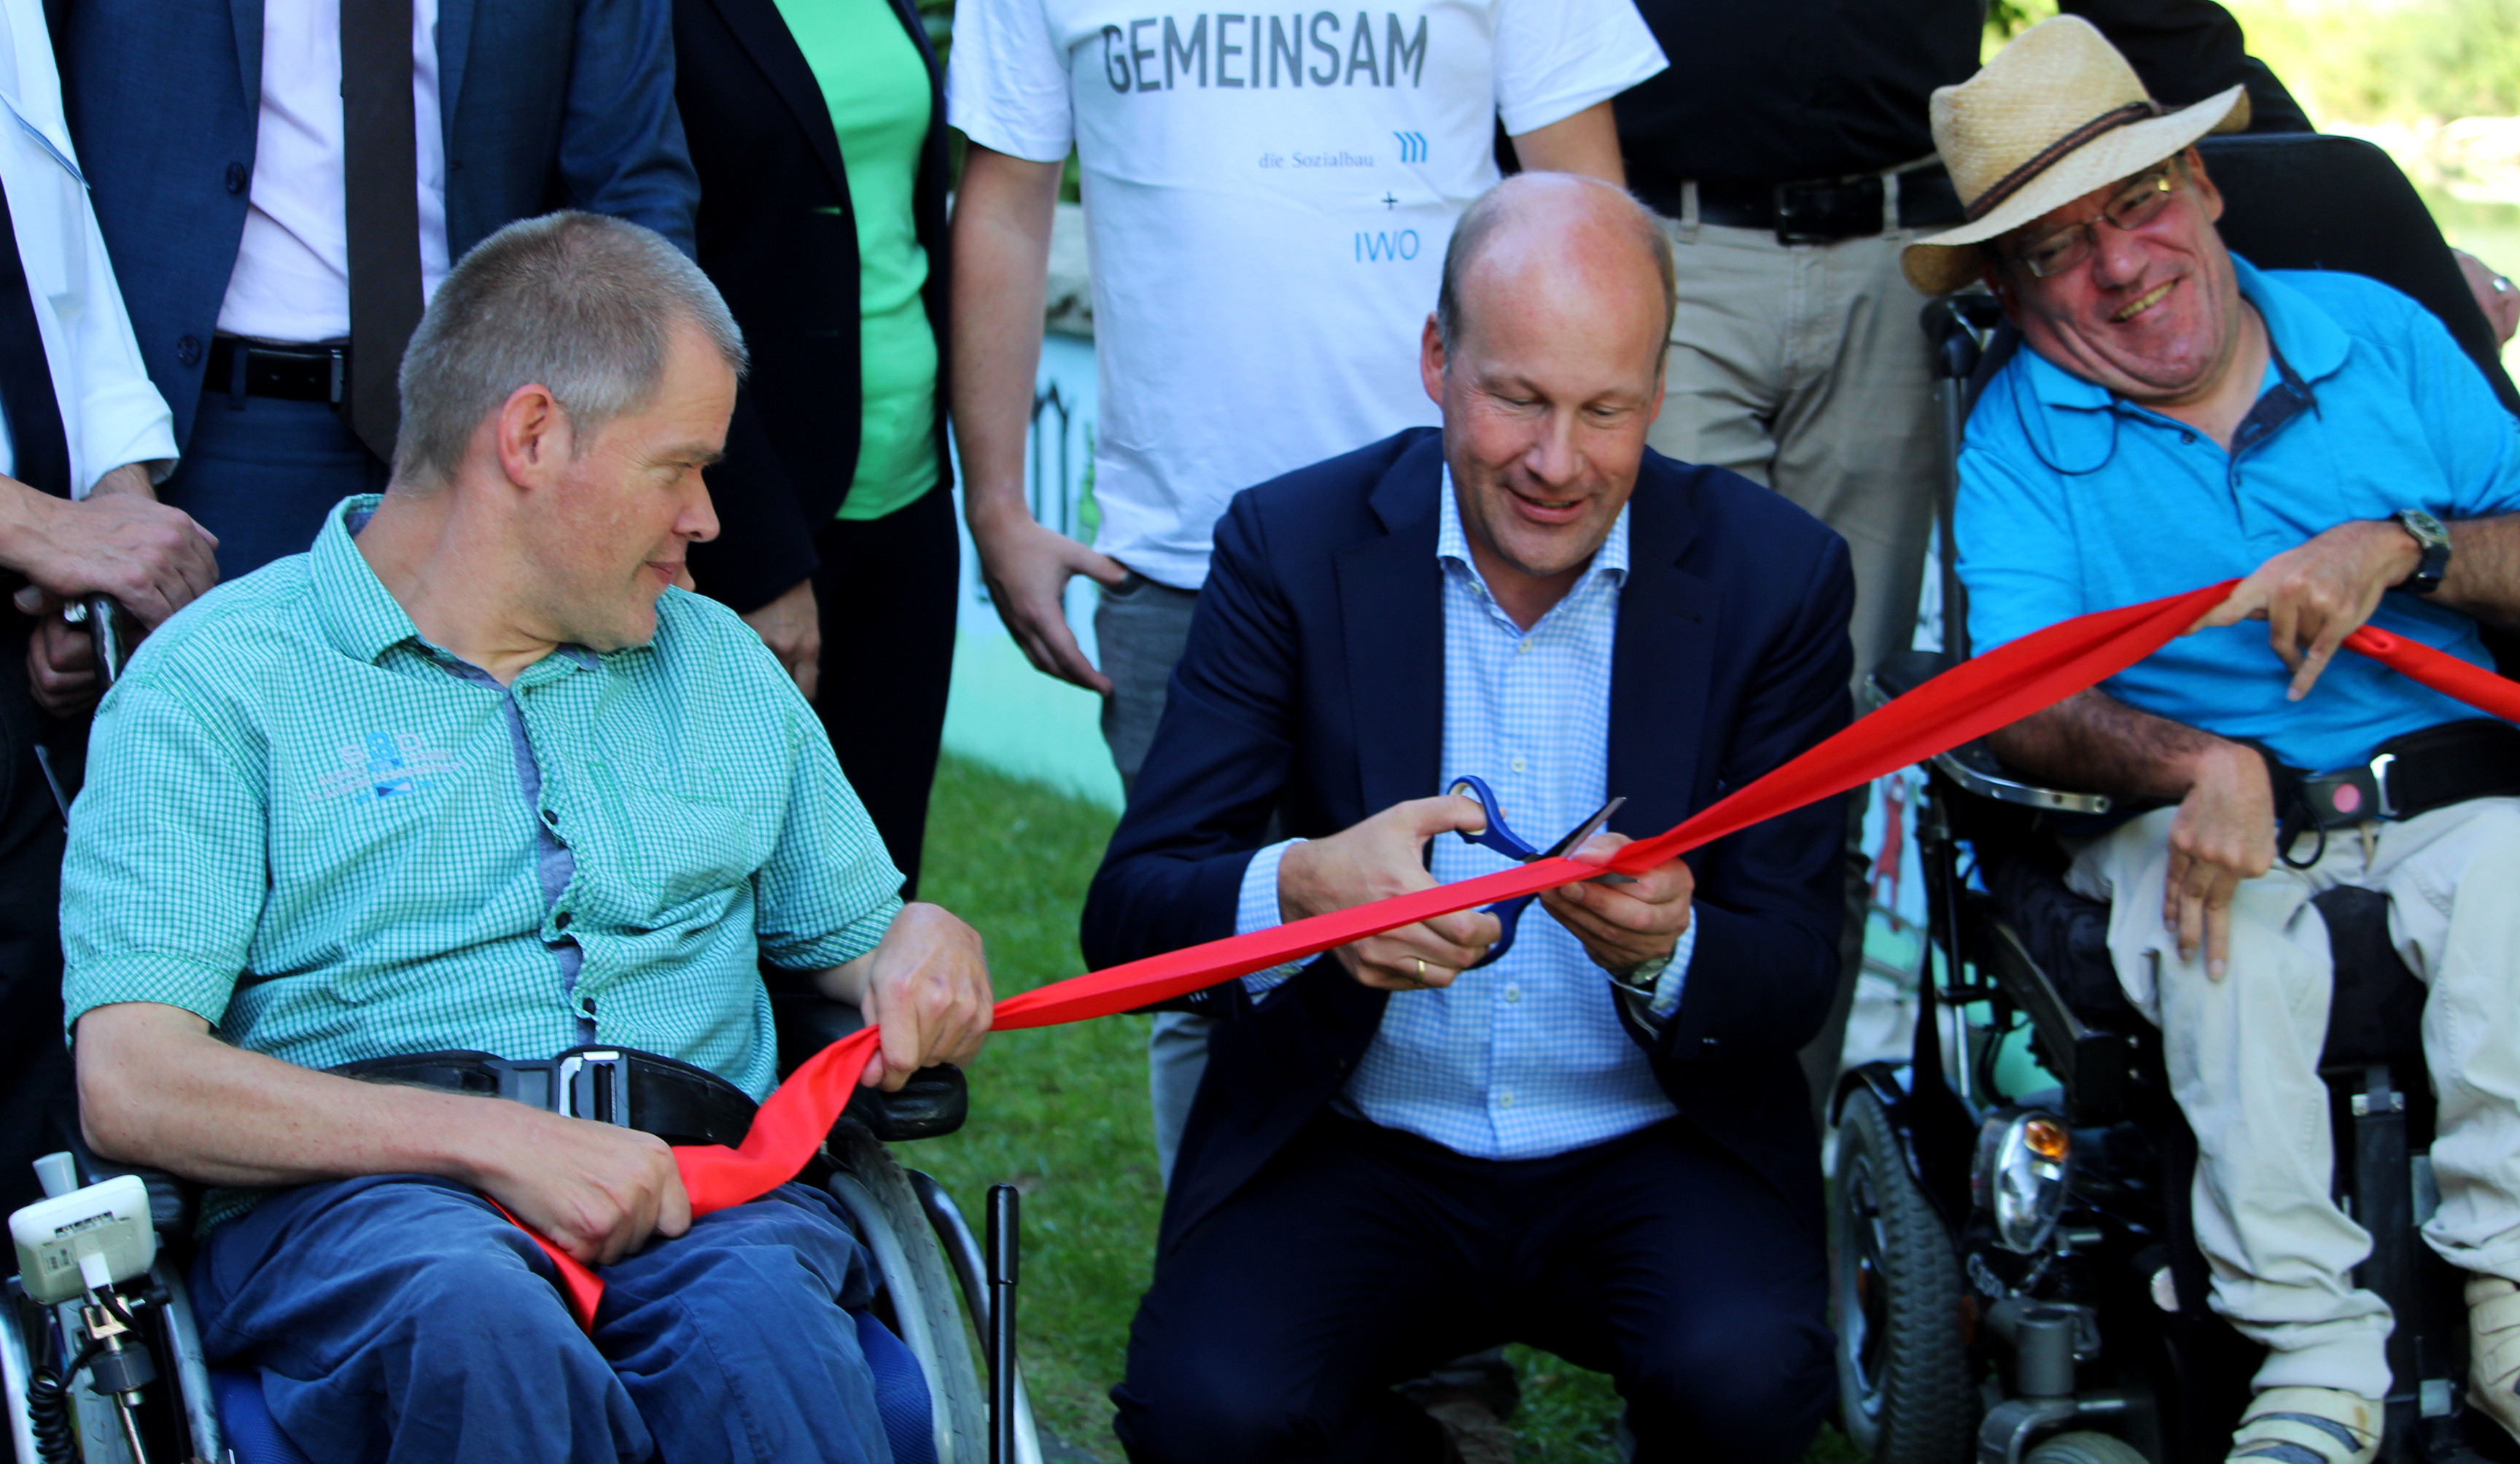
54 212 993 1464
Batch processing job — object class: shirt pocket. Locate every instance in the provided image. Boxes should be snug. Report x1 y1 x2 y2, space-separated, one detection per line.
586 760 766 914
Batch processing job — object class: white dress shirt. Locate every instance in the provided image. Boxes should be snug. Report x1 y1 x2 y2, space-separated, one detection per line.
218 0 449 343
0 0 176 494
1234 474 1695 1161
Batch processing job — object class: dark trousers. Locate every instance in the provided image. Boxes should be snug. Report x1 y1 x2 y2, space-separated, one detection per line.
163 389 388 580
192 1175 891 1464
1112 1113 1832 1463
0 620 71 1217
810 485 956 898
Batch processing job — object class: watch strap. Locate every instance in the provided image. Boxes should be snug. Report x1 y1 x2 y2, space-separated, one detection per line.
2392 509 2451 594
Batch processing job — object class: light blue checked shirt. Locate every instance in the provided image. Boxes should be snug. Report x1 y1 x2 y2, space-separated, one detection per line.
1234 475 1695 1161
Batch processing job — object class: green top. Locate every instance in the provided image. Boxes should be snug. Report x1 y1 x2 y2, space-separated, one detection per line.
62 498 906 1226
775 0 940 521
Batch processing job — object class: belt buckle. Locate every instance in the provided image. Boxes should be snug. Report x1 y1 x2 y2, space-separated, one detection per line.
556 1050 631 1126
1773 176 1879 245
2302 753 2398 827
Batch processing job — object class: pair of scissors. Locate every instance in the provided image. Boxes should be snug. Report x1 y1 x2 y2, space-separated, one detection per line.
1444 775 1628 969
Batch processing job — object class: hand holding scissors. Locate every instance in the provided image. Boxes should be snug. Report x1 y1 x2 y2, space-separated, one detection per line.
1444 776 1630 970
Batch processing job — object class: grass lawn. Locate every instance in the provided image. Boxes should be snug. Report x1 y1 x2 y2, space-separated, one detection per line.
908 754 1861 1463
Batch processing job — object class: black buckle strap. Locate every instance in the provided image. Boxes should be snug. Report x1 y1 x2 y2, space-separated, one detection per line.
332 1046 758 1148
2261 720 2520 865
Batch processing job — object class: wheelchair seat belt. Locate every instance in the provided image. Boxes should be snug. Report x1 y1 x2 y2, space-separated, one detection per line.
331 1046 760 1149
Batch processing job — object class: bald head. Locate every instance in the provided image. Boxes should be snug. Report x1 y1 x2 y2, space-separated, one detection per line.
1418 173 1675 634
1435 172 1676 375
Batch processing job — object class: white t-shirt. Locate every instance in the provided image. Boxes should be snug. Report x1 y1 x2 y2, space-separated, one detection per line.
949 1 1664 589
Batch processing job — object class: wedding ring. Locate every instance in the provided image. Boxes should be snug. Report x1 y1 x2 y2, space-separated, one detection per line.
1415 957 1428 983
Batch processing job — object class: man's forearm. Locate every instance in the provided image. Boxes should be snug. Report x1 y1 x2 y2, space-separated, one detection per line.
1986 689 2245 800
88 462 161 499
2440 513 2520 628
0 476 50 577
76 1004 545 1189
950 147 1063 526
1508 101 1625 184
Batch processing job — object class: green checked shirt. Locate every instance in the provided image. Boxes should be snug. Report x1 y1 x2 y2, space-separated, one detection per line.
62 496 903 1148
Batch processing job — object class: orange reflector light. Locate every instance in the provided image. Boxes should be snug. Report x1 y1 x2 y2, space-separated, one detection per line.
2023 1117 2069 1161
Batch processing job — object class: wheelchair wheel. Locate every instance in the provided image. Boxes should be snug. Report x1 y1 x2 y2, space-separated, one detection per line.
2023 1430 2149 1464
824 1119 988 1464
1832 1087 1975 1464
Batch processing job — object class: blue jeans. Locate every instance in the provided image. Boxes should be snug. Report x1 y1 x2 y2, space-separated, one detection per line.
160 390 388 580
191 1175 892 1464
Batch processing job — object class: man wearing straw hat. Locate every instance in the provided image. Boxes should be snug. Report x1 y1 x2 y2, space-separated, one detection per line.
1908 17 2520 1462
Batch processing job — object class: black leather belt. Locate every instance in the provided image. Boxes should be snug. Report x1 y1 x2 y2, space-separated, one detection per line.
206 335 348 405
2278 719 2520 853
1638 164 1964 245
331 1046 758 1148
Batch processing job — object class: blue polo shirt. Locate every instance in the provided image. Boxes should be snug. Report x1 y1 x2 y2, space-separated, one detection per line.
1956 253 2520 771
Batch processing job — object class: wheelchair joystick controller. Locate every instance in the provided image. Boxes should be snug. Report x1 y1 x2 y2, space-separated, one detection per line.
12 1153 166 1463
987 1184 1019 1464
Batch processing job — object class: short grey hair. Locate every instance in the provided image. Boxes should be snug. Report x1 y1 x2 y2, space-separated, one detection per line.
1435 174 1678 372
393 211 747 486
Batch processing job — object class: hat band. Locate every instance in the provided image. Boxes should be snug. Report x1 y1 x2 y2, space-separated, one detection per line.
1961 100 2164 222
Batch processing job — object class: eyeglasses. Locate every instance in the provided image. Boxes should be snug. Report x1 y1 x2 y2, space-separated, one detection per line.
2005 158 2190 279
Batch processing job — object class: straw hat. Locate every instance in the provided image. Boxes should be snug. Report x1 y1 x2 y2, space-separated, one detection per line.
1901 15 2249 296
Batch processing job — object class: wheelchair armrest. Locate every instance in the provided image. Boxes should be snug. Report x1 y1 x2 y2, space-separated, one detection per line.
69 1141 194 1239
842 1065 968 1143
1864 650 2115 816
768 989 970 1141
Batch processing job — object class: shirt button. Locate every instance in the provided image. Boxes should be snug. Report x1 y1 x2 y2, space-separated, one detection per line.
176 335 202 367
1496 1091 1515 1110
554 911 573 930
1503 985 1522 1003
1510 758 1526 774
540 808 559 827
2180 430 2196 444
1515 640 1530 655
224 161 248 194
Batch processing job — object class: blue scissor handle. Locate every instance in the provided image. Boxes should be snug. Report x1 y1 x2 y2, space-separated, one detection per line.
1445 776 1539 968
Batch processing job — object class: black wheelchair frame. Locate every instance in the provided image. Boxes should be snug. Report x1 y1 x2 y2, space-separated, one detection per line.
1827 133 2520 1464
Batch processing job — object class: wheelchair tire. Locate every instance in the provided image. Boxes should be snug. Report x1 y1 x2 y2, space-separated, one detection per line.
2023 1430 2150 1464
824 1120 988 1464
1832 1086 1975 1464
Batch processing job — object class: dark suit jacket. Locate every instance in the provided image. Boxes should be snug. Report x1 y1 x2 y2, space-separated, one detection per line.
1081 429 1859 1254
674 0 953 612
51 0 700 452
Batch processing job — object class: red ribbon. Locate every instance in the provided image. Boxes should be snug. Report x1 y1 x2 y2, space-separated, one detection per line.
518 583 2516 1325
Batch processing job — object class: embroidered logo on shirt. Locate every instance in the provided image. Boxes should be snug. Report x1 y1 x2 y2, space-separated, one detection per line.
314 732 462 802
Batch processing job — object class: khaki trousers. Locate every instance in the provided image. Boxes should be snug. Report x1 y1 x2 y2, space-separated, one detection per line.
1645 222 1940 682
1649 220 1944 1118
2068 799 2520 1397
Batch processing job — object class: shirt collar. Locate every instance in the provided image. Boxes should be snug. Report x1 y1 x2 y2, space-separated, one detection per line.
2021 249 2354 416
1436 465 1630 588
307 494 606 680
309 495 425 664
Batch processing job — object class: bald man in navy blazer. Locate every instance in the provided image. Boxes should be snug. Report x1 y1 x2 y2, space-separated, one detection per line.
1084 174 1858 1462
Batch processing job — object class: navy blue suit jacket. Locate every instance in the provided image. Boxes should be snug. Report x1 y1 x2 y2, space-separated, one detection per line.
1081 428 1859 1254
52 0 699 451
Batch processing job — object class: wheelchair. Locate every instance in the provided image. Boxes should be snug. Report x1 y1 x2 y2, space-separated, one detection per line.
0 984 1042 1464
1827 131 2520 1464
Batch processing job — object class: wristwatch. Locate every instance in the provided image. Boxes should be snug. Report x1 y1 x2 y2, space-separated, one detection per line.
2392 509 2451 595
1607 950 1679 1023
